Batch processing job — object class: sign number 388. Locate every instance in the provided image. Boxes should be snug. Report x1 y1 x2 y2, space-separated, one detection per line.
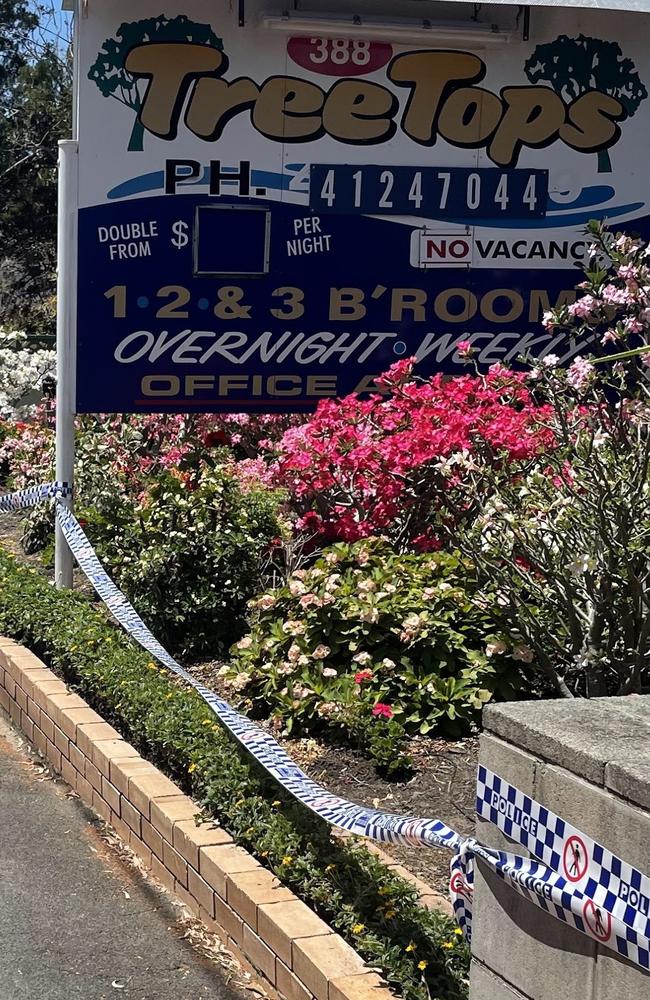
308 38 372 65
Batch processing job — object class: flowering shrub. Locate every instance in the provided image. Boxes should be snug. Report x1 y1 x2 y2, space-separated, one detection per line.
0 328 55 417
83 465 283 658
451 225 650 699
544 221 650 352
269 360 555 548
228 538 517 771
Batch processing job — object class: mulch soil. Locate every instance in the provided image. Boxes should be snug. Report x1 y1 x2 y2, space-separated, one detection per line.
190 662 478 896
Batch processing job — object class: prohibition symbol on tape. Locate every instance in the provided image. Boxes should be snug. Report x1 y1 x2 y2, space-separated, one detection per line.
583 900 612 942
563 835 589 882
450 871 473 902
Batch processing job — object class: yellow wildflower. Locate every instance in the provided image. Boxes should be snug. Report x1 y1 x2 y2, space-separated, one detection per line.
418 961 428 971
378 886 391 896
442 942 454 950
453 928 463 936
282 855 293 865
146 661 158 671
405 943 416 953
165 692 173 700
384 909 396 919
202 719 212 726
325 864 336 872
188 763 197 773
352 923 365 934
272 800 282 808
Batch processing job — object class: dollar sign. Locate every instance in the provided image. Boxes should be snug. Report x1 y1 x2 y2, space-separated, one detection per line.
171 220 189 249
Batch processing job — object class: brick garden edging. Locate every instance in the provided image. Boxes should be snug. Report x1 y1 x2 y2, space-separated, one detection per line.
0 636 445 1000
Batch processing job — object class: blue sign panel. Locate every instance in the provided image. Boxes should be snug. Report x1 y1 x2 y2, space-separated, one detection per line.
75 2 650 413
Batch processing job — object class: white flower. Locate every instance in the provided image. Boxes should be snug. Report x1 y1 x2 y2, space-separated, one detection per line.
357 579 377 593
257 594 277 611
541 353 560 368
297 654 310 666
231 672 251 691
360 608 379 624
325 574 341 592
356 549 371 566
236 636 253 650
283 619 306 635
486 640 508 657
512 645 534 663
352 651 372 665
312 644 331 660
287 643 302 663
325 552 339 565
381 658 396 669
322 667 338 678
289 580 306 597
566 554 596 577
0 328 56 418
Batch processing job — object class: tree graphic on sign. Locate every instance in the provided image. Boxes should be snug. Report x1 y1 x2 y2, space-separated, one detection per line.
524 34 647 172
88 14 223 151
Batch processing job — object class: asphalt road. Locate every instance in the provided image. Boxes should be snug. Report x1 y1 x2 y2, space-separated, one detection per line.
0 713 250 1000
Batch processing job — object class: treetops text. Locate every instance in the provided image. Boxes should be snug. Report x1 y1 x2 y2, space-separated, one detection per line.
73 0 650 411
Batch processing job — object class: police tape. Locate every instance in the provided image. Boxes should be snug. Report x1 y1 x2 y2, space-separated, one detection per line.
2 482 650 969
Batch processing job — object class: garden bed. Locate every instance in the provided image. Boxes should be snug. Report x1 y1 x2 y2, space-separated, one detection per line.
0 546 470 1000
190 662 477 897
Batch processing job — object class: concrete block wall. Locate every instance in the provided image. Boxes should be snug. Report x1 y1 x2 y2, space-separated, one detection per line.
470 697 650 1000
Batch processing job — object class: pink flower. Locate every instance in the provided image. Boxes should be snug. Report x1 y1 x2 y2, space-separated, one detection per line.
566 357 595 392
354 669 374 684
372 703 393 719
456 340 474 361
567 295 597 319
624 317 645 335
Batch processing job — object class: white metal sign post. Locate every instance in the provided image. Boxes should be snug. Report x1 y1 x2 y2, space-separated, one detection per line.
54 139 78 588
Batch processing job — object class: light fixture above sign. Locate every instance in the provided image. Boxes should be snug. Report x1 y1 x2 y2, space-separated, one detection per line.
261 12 513 44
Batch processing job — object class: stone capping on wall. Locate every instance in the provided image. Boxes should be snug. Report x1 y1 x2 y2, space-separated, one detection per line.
0 637 448 1000
470 696 650 1000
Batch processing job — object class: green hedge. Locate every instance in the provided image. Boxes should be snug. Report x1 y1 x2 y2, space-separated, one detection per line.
0 548 469 1000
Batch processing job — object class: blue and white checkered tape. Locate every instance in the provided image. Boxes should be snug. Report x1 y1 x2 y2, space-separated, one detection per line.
476 766 650 968
2 483 650 970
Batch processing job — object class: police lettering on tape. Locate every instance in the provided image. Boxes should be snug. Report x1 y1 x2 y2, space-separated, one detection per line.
2 482 650 970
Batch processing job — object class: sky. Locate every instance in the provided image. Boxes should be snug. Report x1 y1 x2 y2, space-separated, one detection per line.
31 0 72 54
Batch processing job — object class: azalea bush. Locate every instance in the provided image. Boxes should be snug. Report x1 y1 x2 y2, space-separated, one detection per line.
228 538 518 771
265 361 556 550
